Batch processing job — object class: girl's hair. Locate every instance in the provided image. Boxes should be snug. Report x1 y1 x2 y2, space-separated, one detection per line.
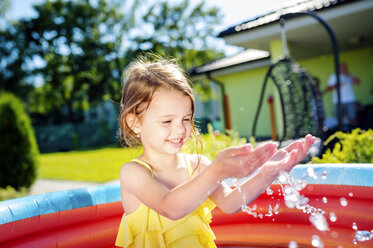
119 55 201 155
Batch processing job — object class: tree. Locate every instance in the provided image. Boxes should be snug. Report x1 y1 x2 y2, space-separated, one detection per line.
21 0 126 122
0 0 224 123
129 0 224 69
0 24 34 101
0 0 10 16
126 0 224 101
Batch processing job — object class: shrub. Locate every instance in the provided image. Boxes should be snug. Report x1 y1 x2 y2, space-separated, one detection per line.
0 92 39 189
0 186 28 201
182 124 247 160
311 128 373 163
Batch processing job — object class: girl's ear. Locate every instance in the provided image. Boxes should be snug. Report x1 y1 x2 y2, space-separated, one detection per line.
126 113 141 134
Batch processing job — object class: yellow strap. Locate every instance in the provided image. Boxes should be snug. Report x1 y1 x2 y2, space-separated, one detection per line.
132 158 155 178
184 154 194 179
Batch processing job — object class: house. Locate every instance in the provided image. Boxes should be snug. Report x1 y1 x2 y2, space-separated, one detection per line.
190 0 373 140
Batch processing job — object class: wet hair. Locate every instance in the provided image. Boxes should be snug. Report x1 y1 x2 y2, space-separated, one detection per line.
119 55 201 153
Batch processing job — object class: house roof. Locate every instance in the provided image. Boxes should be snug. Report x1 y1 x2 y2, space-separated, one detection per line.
190 0 372 76
189 49 270 76
218 0 356 38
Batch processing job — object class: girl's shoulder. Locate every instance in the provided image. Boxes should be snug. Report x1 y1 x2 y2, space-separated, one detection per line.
120 160 154 180
181 153 212 172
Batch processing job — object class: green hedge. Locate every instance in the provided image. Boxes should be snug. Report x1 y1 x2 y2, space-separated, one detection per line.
0 92 39 189
312 128 373 163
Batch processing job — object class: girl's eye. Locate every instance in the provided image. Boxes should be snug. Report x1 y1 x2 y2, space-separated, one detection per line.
162 120 171 124
183 118 191 122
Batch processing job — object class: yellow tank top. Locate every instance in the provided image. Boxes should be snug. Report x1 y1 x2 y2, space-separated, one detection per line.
115 154 216 248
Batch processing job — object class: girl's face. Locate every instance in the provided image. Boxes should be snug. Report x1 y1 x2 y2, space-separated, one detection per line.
138 88 193 156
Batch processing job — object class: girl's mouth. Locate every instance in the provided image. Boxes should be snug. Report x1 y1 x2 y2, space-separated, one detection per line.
167 138 183 145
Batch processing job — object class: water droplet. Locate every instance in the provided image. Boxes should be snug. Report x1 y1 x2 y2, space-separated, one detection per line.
279 173 288 183
349 192 354 197
310 213 329 231
321 171 327 180
294 180 307 191
311 235 324 247
329 212 337 222
273 204 279 214
284 185 300 209
340 197 348 207
265 205 273 217
307 167 315 178
355 230 373 242
322 197 327 203
352 222 358 230
288 240 298 248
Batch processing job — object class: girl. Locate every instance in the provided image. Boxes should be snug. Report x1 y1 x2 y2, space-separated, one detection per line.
115 56 315 248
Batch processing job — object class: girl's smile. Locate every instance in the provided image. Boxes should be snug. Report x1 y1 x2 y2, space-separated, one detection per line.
138 88 193 157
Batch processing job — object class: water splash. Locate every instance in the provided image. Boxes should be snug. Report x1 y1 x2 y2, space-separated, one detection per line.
277 171 329 232
307 167 318 179
265 204 279 217
235 170 330 232
266 186 273 195
354 230 373 242
233 178 279 218
309 213 329 231
351 223 373 243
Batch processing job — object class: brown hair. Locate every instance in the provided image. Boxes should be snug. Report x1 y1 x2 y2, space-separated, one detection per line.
119 55 201 153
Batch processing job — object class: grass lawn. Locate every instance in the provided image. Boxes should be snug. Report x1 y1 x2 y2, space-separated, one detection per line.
38 146 142 182
37 128 247 183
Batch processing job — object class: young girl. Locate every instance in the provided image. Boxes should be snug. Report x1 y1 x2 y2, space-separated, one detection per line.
115 56 315 248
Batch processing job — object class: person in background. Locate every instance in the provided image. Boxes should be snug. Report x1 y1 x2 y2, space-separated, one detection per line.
324 62 360 127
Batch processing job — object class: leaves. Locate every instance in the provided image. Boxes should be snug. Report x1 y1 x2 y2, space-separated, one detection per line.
311 128 373 163
182 124 247 160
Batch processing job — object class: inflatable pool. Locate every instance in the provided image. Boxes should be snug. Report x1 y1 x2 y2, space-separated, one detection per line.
1 164 372 247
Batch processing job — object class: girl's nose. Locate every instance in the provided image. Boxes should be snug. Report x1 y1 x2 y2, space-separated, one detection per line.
174 122 186 135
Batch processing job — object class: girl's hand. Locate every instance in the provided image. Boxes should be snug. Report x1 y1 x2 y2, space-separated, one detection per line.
283 134 316 166
211 142 278 180
259 149 297 178
259 134 316 178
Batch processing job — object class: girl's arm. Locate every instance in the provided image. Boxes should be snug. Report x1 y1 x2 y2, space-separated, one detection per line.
210 135 316 214
120 142 277 220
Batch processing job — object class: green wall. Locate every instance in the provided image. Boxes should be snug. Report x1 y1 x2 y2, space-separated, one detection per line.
212 46 373 139
216 66 275 138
